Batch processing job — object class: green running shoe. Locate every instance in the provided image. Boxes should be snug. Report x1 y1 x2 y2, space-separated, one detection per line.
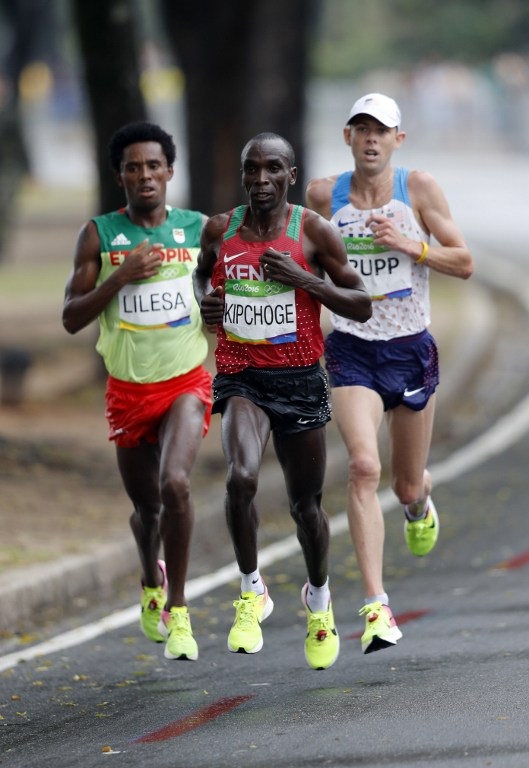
227 587 274 654
405 499 439 557
359 601 403 654
301 584 340 670
140 560 167 643
159 606 198 661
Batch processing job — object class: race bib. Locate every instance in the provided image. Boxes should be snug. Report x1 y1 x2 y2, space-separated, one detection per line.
223 279 297 344
118 267 193 330
344 237 412 300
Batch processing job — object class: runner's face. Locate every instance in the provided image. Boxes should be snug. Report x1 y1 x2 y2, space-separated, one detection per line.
344 117 403 173
241 139 296 213
118 142 174 210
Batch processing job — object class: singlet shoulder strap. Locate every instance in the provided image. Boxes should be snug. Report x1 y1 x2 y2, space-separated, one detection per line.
223 203 304 242
223 205 247 241
285 204 304 242
393 168 411 206
331 171 353 215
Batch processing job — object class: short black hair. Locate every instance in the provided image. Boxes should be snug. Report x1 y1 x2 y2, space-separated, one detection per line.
108 122 176 171
241 132 296 166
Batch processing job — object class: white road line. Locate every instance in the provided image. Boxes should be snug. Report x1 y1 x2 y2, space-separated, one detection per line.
2 396 529 674
2 250 528 673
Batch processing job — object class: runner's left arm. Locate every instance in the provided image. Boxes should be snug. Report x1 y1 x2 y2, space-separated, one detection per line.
193 214 229 330
367 170 473 279
259 210 372 323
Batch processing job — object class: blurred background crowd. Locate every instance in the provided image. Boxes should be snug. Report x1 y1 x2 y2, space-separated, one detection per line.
1 0 528 400
1 0 529 258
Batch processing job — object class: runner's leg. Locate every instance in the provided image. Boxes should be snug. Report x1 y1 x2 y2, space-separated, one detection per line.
117 441 162 588
387 395 435 510
331 385 385 597
157 393 207 607
221 396 271 574
273 426 329 587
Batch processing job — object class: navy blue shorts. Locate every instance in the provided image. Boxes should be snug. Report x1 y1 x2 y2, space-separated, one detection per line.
324 329 439 412
212 363 332 436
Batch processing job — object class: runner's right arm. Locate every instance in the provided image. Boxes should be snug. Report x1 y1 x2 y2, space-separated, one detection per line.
193 214 229 331
62 221 163 334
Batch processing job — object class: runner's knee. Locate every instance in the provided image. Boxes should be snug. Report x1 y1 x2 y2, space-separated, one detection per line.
226 464 259 504
392 477 425 506
160 468 191 508
129 504 160 531
349 453 381 488
289 496 324 530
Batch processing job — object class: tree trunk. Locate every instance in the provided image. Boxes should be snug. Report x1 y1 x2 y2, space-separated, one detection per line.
0 0 45 260
160 0 318 215
71 0 147 214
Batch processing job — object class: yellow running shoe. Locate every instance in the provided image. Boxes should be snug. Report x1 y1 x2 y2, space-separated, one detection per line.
227 587 274 654
359 601 403 654
140 560 167 643
404 499 440 557
159 606 198 661
301 584 340 670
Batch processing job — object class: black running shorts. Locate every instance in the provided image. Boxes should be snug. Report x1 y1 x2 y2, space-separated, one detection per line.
212 363 332 436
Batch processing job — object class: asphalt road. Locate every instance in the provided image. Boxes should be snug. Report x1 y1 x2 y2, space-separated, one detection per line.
2 146 529 766
2 430 529 768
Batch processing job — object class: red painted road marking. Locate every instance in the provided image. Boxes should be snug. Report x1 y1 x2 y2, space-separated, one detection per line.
133 694 255 744
346 608 431 639
494 550 529 570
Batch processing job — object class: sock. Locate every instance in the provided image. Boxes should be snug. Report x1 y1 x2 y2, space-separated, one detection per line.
365 593 389 606
305 578 330 612
240 569 264 595
404 496 430 522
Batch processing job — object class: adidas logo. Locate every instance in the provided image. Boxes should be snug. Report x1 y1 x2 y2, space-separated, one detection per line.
111 233 131 246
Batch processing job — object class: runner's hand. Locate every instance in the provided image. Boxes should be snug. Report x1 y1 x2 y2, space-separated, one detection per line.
260 248 306 286
200 285 224 332
366 215 409 253
117 240 164 283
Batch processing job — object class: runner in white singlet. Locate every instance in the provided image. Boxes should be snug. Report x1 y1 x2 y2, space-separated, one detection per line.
305 93 474 655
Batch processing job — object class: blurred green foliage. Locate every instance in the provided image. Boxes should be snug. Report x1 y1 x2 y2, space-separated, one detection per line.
312 0 529 77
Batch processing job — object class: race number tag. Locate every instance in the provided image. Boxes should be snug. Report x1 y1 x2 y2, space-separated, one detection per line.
223 279 297 344
118 266 193 330
343 237 412 300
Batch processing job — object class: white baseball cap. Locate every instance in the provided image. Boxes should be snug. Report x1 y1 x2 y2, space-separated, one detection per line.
347 93 401 128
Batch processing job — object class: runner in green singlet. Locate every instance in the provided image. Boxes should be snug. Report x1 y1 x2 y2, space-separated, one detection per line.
63 122 212 662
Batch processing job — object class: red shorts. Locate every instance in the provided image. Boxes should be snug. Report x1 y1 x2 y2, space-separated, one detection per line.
105 366 213 448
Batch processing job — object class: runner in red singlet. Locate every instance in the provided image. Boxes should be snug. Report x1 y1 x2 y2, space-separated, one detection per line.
193 132 371 670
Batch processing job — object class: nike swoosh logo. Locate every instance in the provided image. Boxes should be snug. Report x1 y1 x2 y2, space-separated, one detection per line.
223 251 247 263
297 417 318 424
403 387 425 398
337 218 362 228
